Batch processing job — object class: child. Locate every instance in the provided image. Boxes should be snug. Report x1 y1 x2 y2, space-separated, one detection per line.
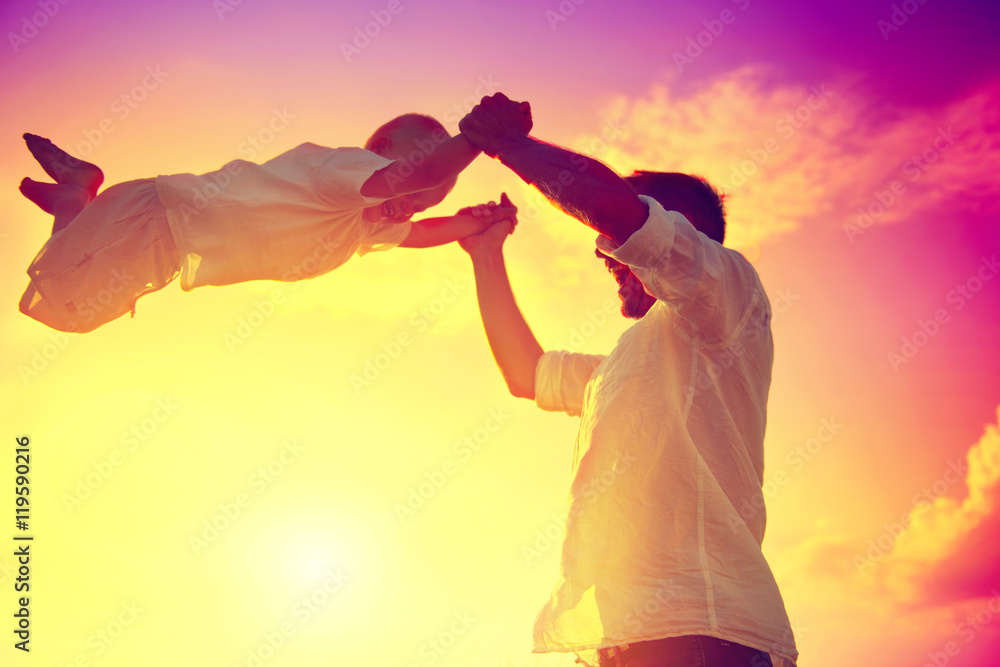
18 113 520 333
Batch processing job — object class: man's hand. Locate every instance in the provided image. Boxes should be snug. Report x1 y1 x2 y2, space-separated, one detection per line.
457 96 647 243
459 193 517 255
459 93 532 158
459 218 515 256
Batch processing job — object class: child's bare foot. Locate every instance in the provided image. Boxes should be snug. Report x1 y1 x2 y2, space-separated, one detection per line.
19 178 90 217
23 133 103 199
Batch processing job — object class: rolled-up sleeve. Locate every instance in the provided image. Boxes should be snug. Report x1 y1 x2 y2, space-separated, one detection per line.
597 195 759 343
534 350 606 417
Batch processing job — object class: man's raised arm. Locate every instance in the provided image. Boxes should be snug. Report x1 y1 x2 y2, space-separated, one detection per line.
459 93 648 246
458 211 543 400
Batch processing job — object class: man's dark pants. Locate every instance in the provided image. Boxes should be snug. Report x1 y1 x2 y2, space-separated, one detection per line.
598 635 774 667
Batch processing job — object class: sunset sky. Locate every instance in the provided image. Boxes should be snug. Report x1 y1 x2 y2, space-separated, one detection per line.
2 1 999 665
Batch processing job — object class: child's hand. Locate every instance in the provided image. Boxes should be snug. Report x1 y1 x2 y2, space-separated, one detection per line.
463 192 517 237
458 194 518 256
458 192 518 225
456 201 497 219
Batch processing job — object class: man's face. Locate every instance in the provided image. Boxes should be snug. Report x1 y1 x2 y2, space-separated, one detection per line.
598 251 656 320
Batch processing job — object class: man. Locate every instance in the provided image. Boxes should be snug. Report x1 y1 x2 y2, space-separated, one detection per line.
458 94 798 667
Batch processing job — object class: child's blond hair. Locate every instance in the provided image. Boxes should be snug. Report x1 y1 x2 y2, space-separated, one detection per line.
364 114 449 157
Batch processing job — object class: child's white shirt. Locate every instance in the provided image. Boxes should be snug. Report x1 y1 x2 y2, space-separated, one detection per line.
155 143 408 291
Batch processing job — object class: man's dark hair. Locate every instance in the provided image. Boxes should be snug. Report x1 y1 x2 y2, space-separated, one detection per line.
625 171 726 244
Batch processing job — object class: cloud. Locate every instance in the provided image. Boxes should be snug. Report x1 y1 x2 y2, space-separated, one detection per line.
789 406 1000 609
879 405 1000 606
768 407 1000 665
555 68 1000 251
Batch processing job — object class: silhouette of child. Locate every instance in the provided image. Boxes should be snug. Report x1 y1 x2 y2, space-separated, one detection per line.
18 113 519 332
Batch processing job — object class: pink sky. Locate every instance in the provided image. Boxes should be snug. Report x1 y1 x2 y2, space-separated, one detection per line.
2 1 999 666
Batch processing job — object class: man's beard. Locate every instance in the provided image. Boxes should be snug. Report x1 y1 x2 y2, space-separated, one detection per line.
621 296 653 320
617 274 655 319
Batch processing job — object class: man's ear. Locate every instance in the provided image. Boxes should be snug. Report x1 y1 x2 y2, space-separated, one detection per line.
368 136 391 155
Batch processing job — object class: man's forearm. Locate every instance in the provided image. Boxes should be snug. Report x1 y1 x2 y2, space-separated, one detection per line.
494 137 648 245
468 248 543 399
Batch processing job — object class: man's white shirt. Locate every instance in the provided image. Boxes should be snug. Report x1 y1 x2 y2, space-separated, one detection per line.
531 196 798 667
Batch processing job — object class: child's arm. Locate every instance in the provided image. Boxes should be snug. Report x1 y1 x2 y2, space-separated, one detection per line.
398 193 517 249
360 133 481 199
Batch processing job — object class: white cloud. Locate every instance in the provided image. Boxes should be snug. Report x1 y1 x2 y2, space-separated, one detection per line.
562 68 1000 250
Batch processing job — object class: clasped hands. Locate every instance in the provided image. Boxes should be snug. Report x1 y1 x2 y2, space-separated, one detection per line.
456 92 532 252
459 92 532 159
